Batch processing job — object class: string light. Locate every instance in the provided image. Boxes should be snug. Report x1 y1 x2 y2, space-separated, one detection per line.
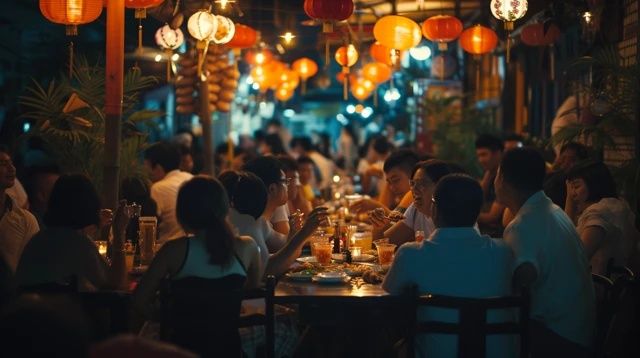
215 0 235 10
582 11 593 24
280 31 296 44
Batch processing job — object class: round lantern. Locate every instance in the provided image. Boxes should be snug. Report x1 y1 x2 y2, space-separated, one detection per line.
156 25 184 50
188 10 217 41
210 15 235 44
278 69 300 90
39 0 103 35
124 0 163 19
351 84 371 102
264 61 286 90
373 15 422 51
245 49 273 66
521 22 561 80
292 57 318 94
304 0 354 33
335 44 358 69
276 87 295 102
490 0 528 63
370 42 400 66
459 25 498 56
421 15 463 51
227 24 258 49
363 62 392 84
520 23 560 46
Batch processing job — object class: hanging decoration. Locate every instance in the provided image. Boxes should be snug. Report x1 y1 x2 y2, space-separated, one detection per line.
155 24 185 81
490 0 528 63
459 25 498 96
351 80 372 102
292 57 318 95
209 15 235 44
124 0 164 61
369 42 400 67
362 62 392 84
188 10 218 41
244 48 273 66
335 44 358 100
278 68 300 91
303 0 354 65
39 0 103 77
521 22 560 79
373 15 422 51
175 51 198 115
205 45 239 113
276 87 295 102
226 24 258 49
421 15 463 51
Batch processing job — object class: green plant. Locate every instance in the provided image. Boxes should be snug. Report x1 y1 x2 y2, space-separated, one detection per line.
19 57 161 192
422 94 500 177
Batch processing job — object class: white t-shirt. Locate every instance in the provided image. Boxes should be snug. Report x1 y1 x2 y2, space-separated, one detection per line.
270 204 289 225
6 179 28 210
383 227 515 358
228 209 286 267
577 197 639 275
402 204 436 237
150 170 193 244
504 191 595 347
0 195 39 272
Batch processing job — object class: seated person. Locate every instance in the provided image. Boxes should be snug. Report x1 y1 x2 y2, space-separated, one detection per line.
383 174 514 358
16 174 127 291
221 170 327 277
277 155 312 216
133 176 262 318
297 156 318 202
565 161 640 275
475 134 506 237
371 160 453 245
544 142 589 207
356 135 393 197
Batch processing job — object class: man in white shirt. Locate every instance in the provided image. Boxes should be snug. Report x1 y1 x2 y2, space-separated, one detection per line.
495 148 595 357
0 148 39 272
290 137 334 190
144 142 193 244
383 174 514 358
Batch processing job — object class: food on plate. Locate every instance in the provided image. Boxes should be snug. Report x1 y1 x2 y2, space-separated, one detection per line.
362 269 384 284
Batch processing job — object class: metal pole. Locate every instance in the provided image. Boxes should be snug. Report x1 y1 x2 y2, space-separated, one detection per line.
200 76 214 176
104 0 124 210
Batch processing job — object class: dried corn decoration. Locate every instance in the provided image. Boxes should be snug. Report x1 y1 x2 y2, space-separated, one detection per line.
205 44 239 113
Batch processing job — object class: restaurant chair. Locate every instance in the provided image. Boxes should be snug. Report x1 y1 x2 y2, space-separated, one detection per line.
159 275 276 358
605 258 634 282
406 292 530 358
591 273 620 358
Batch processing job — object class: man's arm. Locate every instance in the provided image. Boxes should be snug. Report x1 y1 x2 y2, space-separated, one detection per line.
512 262 537 293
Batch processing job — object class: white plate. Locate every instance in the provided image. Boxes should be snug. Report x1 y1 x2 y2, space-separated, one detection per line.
331 253 376 263
296 256 318 264
312 272 351 284
285 271 315 281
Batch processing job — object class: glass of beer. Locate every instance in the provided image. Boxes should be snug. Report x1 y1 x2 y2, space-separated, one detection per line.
313 242 333 265
138 216 157 265
376 243 396 265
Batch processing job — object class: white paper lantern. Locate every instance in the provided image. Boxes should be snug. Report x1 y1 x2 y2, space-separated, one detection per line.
187 10 217 41
210 15 235 44
155 25 184 50
490 0 528 27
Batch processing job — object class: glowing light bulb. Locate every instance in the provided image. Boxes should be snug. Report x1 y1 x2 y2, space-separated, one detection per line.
280 31 296 44
582 11 593 24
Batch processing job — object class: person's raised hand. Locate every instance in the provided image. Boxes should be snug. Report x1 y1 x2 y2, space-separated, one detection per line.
298 207 329 239
350 198 383 214
369 208 390 228
112 200 130 241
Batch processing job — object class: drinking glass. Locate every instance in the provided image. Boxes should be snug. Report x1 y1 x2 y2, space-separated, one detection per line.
313 242 333 265
376 243 397 265
95 240 108 258
138 216 157 265
352 232 373 251
124 241 135 272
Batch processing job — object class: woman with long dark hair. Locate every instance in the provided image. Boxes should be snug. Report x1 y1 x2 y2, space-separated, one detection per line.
133 175 261 313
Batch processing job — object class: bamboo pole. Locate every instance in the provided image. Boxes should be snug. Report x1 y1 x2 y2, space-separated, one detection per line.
103 0 125 211
200 74 214 176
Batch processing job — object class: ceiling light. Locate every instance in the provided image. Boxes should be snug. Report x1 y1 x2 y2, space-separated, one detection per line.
346 104 355 114
280 31 296 44
409 46 432 61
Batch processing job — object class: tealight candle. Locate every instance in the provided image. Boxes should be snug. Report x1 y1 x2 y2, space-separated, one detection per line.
350 246 362 257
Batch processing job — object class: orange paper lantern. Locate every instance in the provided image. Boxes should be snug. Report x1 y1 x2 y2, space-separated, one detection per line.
351 84 371 102
226 24 258 49
369 42 401 67
459 25 498 56
292 57 318 80
373 15 422 51
520 23 561 46
40 0 103 35
278 68 300 90
124 0 163 18
276 87 295 102
362 62 391 84
421 15 463 51
244 49 273 66
334 44 358 68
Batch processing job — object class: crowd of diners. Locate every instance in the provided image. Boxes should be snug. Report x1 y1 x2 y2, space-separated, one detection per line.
0 124 638 357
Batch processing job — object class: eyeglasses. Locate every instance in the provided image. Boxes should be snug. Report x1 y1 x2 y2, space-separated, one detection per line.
280 177 293 186
410 178 431 191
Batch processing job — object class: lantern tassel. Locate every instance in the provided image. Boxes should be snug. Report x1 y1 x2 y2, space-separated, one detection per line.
68 41 74 79
166 49 172 82
506 34 511 64
475 59 481 99
325 40 330 68
549 44 555 81
343 67 349 101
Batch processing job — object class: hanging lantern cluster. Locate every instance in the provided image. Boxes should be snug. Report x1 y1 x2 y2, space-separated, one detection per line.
351 77 375 102
124 0 164 58
292 57 318 94
303 0 354 65
521 22 561 80
209 15 235 44
421 15 463 51
490 0 528 62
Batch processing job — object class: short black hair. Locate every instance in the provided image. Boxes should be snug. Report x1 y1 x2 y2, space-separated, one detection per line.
242 156 284 187
264 133 287 155
266 119 282 128
475 134 504 152
412 159 453 184
276 155 299 172
383 149 420 174
566 161 617 202
372 136 393 155
0 145 11 156
290 137 313 152
504 133 524 142
144 141 180 172
219 170 268 219
434 174 483 227
297 156 315 166
44 174 100 229
500 148 546 193
560 142 589 160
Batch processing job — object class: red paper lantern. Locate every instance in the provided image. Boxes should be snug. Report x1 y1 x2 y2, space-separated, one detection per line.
304 0 354 33
226 24 258 49
520 23 561 46
370 42 400 66
40 0 103 35
244 49 273 66
421 15 463 51
124 0 163 18
335 44 358 68
459 25 498 56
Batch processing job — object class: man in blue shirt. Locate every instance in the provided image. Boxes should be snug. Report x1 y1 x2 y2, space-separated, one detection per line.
383 174 514 358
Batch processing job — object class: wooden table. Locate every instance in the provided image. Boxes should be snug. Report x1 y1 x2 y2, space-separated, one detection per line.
274 278 392 304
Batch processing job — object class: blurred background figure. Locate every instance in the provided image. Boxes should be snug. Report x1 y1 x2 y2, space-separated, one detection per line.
474 134 505 237
336 124 359 174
